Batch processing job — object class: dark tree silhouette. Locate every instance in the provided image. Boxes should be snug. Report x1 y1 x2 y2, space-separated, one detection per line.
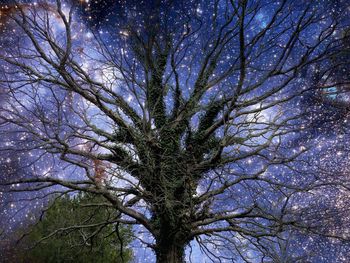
0 1 349 262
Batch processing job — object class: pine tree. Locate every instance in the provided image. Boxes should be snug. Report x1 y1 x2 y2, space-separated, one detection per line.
18 193 133 263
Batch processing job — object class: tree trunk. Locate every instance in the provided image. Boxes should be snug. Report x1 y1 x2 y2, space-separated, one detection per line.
156 242 185 263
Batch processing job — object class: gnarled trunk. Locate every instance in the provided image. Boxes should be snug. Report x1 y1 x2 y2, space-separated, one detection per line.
156 241 185 263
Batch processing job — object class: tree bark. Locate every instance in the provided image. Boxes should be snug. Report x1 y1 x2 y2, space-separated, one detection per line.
156 242 185 263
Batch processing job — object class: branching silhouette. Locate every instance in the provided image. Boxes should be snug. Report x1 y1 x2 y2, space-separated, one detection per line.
0 0 349 262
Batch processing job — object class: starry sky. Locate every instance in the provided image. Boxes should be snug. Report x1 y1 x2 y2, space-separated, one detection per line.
0 0 350 262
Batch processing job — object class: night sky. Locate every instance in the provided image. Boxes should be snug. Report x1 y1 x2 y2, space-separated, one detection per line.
0 0 350 262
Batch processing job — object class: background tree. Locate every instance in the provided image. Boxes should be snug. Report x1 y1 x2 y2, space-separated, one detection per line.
17 193 133 263
0 0 349 262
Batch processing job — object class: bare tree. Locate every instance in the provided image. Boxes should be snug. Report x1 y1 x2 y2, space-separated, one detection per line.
0 0 349 262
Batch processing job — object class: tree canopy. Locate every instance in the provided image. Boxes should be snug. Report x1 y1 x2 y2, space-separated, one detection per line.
0 0 349 262
18 193 133 263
